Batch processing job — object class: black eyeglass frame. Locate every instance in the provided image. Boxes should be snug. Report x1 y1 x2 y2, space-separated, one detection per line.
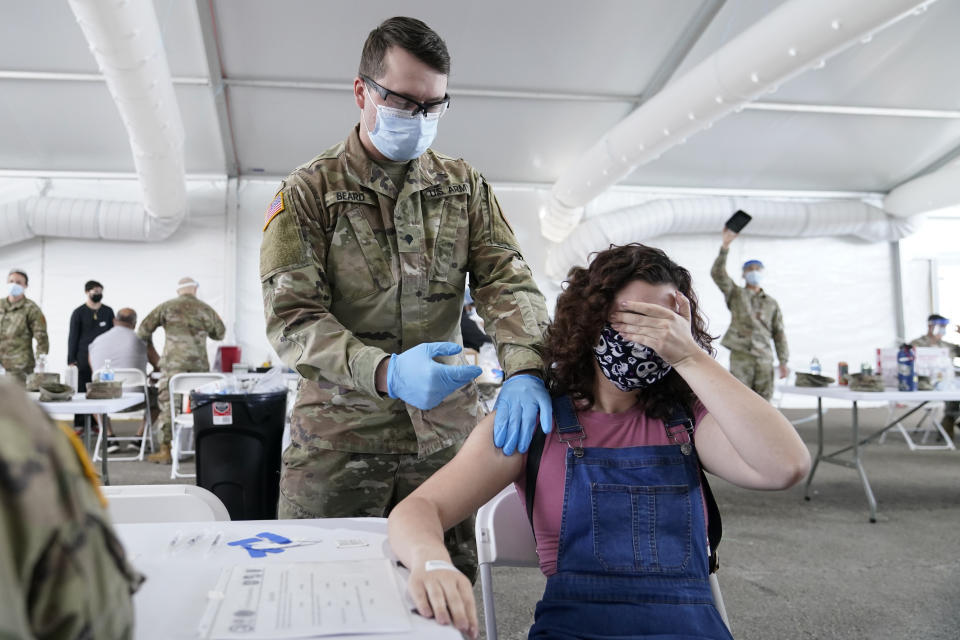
360 74 451 117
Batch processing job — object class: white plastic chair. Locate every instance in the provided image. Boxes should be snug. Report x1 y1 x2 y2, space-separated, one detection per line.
475 486 731 640
92 367 154 462
879 401 954 450
101 484 230 523
168 372 225 479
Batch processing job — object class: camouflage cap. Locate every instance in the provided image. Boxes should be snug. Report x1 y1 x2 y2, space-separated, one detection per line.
25 372 60 392
917 375 934 391
795 372 835 387
38 382 75 402
85 380 122 399
848 373 883 392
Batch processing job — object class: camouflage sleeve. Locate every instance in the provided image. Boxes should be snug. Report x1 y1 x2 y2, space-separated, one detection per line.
0 382 141 640
207 307 226 341
711 247 736 299
465 170 549 377
135 304 162 345
772 302 789 363
260 174 387 397
28 304 48 356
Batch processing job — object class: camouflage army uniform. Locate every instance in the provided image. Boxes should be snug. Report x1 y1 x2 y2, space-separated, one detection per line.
909 334 960 437
136 294 226 445
711 247 788 401
260 126 549 580
0 380 143 639
0 295 49 385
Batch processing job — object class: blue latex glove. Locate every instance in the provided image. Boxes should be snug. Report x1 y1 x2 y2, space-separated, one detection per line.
387 342 482 410
493 374 553 456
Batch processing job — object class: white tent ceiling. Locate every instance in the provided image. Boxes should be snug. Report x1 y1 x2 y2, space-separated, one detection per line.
2 0 959 194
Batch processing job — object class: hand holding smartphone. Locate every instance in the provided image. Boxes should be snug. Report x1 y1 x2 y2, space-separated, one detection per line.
724 210 752 233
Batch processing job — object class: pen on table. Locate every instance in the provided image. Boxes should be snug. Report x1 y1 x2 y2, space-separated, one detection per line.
205 531 223 556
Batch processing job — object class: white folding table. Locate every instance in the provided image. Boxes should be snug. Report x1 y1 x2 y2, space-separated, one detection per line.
780 385 960 522
31 391 145 486
114 517 460 640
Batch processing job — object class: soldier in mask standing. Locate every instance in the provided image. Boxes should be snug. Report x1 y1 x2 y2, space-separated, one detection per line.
711 229 789 401
0 269 49 385
260 17 552 581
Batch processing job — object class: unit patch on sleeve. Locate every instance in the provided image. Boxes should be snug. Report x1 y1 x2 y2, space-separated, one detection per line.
263 192 286 231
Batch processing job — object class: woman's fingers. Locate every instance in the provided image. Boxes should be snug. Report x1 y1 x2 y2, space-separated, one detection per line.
415 571 477 637
409 579 434 619
616 300 676 318
424 580 450 624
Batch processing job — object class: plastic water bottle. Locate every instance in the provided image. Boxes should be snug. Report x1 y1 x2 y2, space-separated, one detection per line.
809 357 821 375
101 359 115 382
896 344 917 391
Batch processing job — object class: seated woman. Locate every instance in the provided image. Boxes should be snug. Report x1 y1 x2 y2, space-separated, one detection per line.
388 244 811 639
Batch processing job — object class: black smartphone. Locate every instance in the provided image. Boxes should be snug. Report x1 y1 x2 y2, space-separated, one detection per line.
724 210 752 233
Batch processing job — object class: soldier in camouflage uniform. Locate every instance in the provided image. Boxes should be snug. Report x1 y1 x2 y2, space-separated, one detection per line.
260 18 550 582
0 379 143 639
0 268 49 385
910 313 960 438
711 229 789 401
136 277 226 464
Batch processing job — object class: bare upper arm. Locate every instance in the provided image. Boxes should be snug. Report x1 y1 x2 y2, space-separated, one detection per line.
408 411 524 531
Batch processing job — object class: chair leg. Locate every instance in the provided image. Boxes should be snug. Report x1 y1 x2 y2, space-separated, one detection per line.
92 421 104 462
479 563 498 640
170 424 180 480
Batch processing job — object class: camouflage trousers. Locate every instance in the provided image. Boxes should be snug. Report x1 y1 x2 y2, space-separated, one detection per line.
729 350 775 401
156 369 189 446
279 442 478 583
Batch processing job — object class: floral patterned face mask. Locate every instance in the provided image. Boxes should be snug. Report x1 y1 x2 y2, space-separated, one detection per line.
593 323 672 391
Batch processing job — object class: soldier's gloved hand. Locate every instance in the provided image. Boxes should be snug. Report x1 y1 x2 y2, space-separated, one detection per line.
387 342 482 411
493 374 553 456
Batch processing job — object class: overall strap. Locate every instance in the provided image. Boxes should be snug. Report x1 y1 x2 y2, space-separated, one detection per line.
663 402 723 574
524 395 582 528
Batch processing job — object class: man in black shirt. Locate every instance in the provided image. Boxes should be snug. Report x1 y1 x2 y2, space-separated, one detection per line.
67 281 114 422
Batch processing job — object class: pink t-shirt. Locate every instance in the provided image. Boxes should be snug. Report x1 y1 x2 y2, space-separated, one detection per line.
513 400 710 576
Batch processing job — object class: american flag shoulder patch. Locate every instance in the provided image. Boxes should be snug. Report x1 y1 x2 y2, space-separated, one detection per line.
263 192 285 231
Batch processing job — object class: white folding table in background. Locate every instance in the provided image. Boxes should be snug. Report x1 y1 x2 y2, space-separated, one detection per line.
31 391 145 486
780 385 960 522
115 517 461 640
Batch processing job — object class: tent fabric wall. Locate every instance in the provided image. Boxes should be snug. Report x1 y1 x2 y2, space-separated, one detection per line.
3 176 947 407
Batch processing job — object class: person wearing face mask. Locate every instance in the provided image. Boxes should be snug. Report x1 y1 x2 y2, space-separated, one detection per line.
259 16 550 583
68 281 115 426
910 314 960 438
711 229 789 401
0 269 49 385
387 244 810 639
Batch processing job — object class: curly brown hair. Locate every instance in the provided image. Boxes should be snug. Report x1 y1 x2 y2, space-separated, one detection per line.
544 243 715 421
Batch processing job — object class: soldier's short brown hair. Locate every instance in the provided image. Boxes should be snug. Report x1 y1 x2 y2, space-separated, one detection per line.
359 17 450 80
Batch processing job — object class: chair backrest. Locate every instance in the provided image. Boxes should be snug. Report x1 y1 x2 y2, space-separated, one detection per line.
475 485 731 639
169 372 225 396
102 484 230 523
94 367 146 388
476 486 539 567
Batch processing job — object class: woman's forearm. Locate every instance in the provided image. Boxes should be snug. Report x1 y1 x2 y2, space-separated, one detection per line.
388 496 454 570
675 350 810 486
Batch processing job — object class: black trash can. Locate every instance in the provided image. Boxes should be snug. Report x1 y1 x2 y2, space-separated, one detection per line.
191 389 287 520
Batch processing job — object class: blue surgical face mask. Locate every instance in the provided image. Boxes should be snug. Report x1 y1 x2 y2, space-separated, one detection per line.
362 88 439 161
7 282 24 297
593 324 673 391
744 270 764 286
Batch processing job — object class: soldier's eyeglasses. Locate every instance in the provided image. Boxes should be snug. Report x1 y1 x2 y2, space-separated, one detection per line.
361 74 450 118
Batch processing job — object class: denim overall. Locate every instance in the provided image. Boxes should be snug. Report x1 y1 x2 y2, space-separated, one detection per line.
528 402 733 640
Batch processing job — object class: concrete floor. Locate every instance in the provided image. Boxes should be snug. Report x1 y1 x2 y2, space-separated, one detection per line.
101 407 960 639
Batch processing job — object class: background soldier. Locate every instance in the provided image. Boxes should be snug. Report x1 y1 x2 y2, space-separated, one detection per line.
260 17 552 582
0 380 142 638
910 313 960 438
712 229 789 400
137 277 225 464
0 268 49 385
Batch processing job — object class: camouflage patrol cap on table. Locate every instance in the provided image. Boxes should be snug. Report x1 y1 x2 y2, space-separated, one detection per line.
85 380 122 399
848 373 884 392
38 382 75 402
25 372 59 391
917 375 934 391
795 372 835 387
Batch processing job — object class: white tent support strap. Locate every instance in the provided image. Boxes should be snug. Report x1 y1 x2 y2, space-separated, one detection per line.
542 0 937 242
544 197 922 280
48 0 189 243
